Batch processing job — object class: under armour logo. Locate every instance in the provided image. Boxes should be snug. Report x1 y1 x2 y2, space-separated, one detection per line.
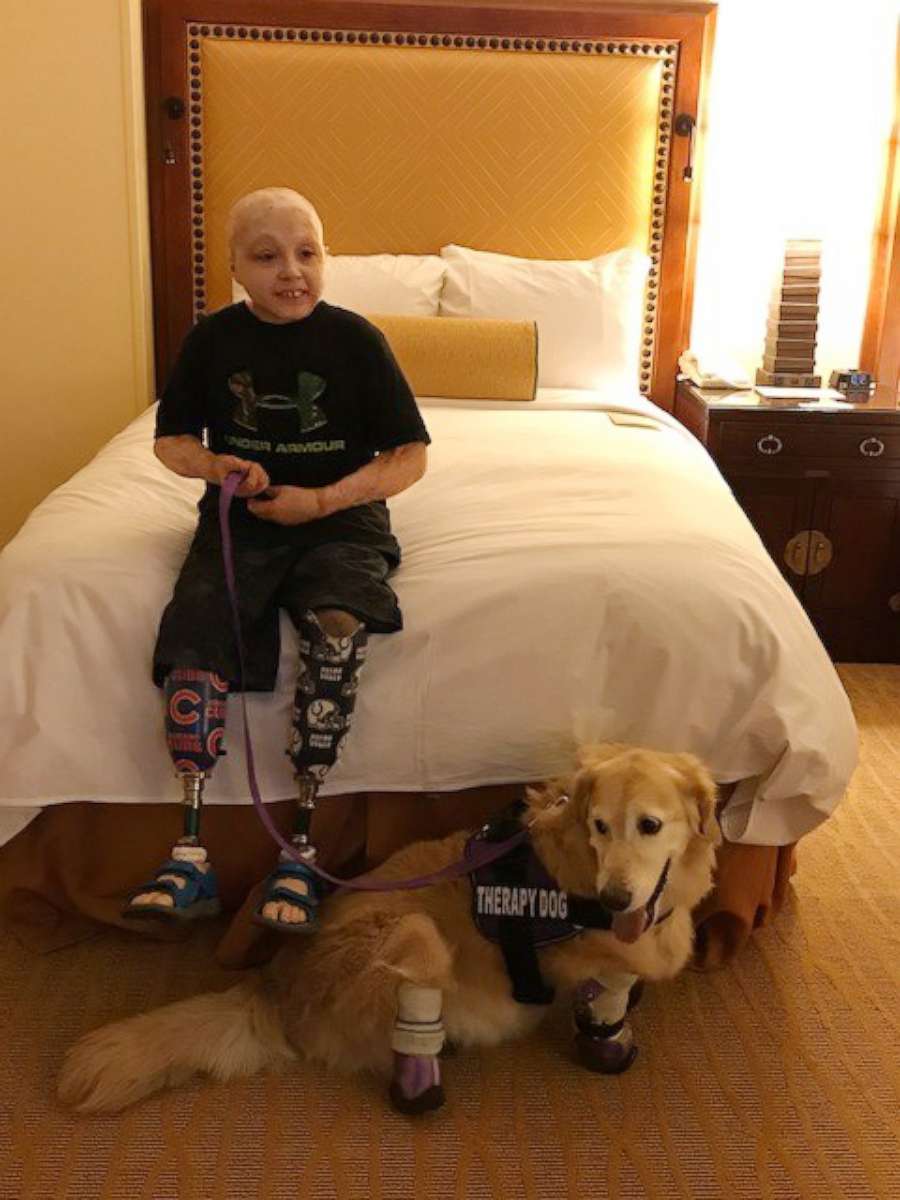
227 370 327 434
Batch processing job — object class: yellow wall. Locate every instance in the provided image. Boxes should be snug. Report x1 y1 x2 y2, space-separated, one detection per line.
0 0 153 548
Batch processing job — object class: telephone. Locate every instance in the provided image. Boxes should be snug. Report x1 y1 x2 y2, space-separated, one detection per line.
678 350 753 391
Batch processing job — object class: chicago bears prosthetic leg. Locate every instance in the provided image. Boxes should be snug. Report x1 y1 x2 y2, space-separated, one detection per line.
252 608 368 934
123 668 229 921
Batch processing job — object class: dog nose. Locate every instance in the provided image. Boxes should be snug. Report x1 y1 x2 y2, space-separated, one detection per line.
599 887 632 912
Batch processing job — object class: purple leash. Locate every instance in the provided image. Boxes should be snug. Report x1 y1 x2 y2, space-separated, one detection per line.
218 471 529 892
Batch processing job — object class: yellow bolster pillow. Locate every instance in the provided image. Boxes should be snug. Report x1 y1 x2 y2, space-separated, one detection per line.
365 314 538 401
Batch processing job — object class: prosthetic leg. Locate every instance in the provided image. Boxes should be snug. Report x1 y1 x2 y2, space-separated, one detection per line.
122 668 228 920
252 609 368 933
572 974 641 1074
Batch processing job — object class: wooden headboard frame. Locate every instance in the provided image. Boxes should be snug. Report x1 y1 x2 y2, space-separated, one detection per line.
144 0 716 410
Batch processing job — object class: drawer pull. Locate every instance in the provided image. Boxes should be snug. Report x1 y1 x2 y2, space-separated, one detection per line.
757 433 783 456
859 436 885 458
889 593 900 614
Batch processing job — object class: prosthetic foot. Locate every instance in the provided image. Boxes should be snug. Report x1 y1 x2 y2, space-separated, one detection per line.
572 977 639 1075
123 668 227 921
389 983 446 1115
253 610 368 934
252 778 321 933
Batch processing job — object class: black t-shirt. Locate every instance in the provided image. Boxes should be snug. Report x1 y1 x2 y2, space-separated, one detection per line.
155 301 430 554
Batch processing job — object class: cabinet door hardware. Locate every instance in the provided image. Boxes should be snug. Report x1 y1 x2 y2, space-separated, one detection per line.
807 531 833 576
784 532 811 576
783 531 833 577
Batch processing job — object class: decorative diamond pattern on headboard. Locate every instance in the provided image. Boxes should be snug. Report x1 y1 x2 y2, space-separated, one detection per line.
186 26 676 393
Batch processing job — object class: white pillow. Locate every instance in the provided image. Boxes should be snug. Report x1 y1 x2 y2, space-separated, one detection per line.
232 253 446 316
438 244 650 389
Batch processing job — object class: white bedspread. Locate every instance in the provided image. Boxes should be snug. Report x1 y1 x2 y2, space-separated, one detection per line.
0 388 857 848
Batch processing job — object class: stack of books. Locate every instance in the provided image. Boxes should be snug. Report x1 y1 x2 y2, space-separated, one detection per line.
756 239 822 387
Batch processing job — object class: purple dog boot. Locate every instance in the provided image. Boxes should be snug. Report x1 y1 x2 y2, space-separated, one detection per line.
575 1022 638 1075
388 1052 445 1115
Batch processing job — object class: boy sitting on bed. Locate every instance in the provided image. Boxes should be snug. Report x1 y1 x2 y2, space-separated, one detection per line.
123 187 430 933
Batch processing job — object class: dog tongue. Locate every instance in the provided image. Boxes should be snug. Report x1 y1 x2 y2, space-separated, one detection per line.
612 908 647 943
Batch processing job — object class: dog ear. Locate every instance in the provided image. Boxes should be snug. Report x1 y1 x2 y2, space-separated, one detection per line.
569 766 600 819
668 754 721 844
525 780 571 826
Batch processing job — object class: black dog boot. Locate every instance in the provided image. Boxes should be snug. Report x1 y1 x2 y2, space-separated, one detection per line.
575 1021 638 1075
573 978 639 1074
389 1052 446 1115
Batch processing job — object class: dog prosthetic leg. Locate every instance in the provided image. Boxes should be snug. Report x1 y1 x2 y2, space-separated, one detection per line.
123 668 227 918
257 611 368 929
572 975 640 1074
389 983 446 1115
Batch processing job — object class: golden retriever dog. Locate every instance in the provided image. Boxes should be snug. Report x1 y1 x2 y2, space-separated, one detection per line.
58 743 719 1116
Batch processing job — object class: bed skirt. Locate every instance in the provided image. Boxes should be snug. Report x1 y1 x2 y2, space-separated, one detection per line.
0 786 796 971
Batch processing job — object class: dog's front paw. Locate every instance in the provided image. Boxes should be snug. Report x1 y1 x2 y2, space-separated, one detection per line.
574 1022 637 1075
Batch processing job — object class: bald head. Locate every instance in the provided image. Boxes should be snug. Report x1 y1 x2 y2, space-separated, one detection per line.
227 187 324 257
229 187 326 323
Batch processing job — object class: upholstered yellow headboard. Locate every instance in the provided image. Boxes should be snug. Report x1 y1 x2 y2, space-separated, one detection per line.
146 1 716 409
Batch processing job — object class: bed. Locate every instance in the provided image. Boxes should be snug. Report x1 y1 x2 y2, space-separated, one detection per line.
0 0 856 967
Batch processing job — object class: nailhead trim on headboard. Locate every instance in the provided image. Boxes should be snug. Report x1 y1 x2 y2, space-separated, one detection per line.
186 25 678 395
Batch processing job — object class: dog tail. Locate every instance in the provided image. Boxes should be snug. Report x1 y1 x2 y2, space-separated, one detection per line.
57 977 294 1114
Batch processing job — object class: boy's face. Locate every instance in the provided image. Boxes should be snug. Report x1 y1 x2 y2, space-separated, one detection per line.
231 203 325 324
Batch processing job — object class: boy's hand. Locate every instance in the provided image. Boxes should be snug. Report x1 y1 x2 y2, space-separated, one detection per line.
208 455 270 498
247 484 325 525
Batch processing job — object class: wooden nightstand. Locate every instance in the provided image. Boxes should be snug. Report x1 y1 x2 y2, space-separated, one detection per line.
674 379 900 663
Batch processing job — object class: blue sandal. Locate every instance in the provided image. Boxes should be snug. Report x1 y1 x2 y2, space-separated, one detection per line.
122 858 221 922
251 858 320 934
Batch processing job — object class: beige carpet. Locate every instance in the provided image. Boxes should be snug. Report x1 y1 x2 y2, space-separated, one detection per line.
1 664 898 1200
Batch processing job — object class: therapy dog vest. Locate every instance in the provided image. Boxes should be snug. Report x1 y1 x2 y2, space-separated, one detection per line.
466 808 672 1006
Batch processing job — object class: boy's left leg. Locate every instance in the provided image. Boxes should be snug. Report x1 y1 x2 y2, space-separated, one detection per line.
249 539 402 933
253 606 369 932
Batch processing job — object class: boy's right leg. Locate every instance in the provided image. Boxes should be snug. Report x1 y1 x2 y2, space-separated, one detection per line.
130 522 287 921
123 667 228 920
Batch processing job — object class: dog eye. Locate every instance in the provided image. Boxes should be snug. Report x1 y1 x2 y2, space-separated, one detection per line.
639 817 662 836
594 819 609 836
